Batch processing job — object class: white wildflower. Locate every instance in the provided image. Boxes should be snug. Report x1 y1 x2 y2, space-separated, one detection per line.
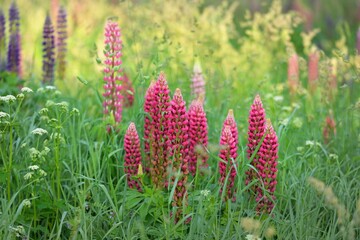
23 199 31 208
281 106 292 112
37 87 45 93
329 154 338 160
29 148 40 159
297 146 304 152
245 234 261 240
280 118 289 126
24 172 34 180
200 189 210 197
0 112 10 119
273 95 284 102
16 93 24 99
45 86 56 90
0 95 16 103
28 165 39 171
39 169 47 177
41 147 50 156
45 100 55 107
32 128 48 136
71 108 80 115
306 140 315 146
39 108 49 115
292 117 303 128
21 87 33 93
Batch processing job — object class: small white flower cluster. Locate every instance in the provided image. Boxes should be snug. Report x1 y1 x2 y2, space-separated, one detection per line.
29 147 50 161
71 108 80 116
329 153 339 160
23 199 31 208
0 95 16 103
45 86 56 91
273 95 284 102
32 128 48 136
21 87 33 93
24 165 47 180
245 234 262 240
0 111 10 119
305 140 321 147
200 189 210 197
9 225 26 238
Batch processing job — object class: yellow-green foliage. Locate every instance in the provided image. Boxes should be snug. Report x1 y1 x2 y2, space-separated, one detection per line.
3 0 358 97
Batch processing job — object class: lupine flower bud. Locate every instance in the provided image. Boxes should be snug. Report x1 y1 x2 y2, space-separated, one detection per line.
255 119 278 214
188 99 208 176
56 6 67 80
7 2 21 77
42 15 55 85
103 20 123 131
124 122 142 192
168 88 189 221
191 62 205 101
245 95 266 191
0 9 5 71
219 125 238 202
308 52 319 93
149 73 171 188
144 80 156 172
222 109 238 147
121 73 135 107
288 54 299 95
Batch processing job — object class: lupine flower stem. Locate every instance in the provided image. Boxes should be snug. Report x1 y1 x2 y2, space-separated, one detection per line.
7 2 21 77
245 95 266 193
256 119 278 214
144 80 156 173
42 14 55 85
188 100 208 176
0 9 5 71
168 88 189 221
150 73 171 188
103 20 123 132
57 6 67 80
219 124 237 202
124 122 142 191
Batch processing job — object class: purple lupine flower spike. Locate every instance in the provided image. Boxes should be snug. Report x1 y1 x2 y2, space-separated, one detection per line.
0 9 6 71
57 6 67 80
255 119 278 214
42 14 55 85
150 73 171 188
245 95 266 192
7 2 21 77
168 88 189 221
103 20 123 132
219 125 238 202
124 122 142 192
188 100 208 176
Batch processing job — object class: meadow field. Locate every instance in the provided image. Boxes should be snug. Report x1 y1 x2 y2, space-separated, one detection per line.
0 0 359 239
